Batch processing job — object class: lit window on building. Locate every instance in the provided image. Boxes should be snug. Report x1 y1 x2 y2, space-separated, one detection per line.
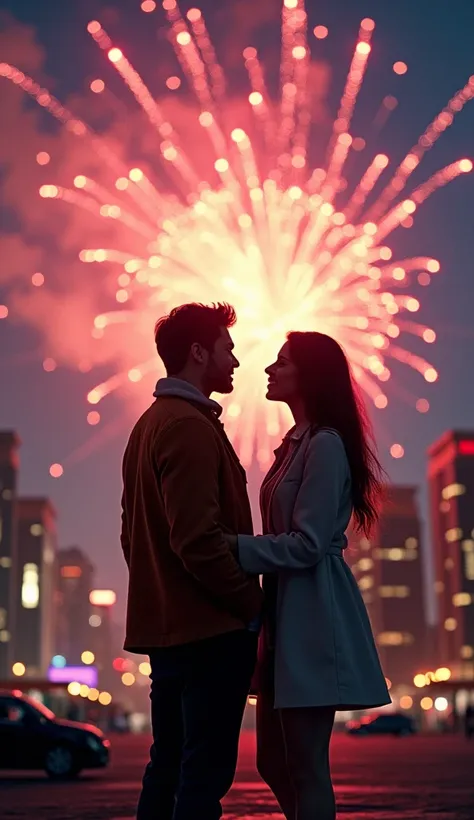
358 558 373 571
444 617 457 631
379 585 410 598
459 440 474 455
21 563 39 609
373 548 417 561
465 553 474 581
358 575 374 591
0 556 12 568
0 630 10 642
453 592 472 607
445 527 463 543
405 537 418 549
444 557 454 571
442 483 466 501
30 524 43 536
43 546 55 565
0 608 6 629
60 565 82 579
377 632 414 646
434 581 445 593
460 645 474 660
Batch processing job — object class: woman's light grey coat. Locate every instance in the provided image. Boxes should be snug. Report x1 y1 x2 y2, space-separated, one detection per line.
238 428 391 711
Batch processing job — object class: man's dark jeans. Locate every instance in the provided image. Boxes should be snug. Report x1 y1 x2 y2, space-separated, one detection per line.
136 629 258 820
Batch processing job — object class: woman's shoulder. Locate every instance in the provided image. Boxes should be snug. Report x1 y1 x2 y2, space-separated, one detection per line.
310 426 344 446
305 427 348 465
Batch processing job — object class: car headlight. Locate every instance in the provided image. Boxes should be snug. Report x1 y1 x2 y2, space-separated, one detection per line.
86 735 103 752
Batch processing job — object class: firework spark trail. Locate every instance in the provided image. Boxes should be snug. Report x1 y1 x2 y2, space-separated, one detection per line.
1 1 473 468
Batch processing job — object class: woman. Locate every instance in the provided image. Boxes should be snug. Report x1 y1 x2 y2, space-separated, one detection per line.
229 332 390 820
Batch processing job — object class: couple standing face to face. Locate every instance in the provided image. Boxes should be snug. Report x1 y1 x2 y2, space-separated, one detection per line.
185 323 299 406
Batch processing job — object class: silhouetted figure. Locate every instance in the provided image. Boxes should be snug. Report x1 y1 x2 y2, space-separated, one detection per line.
121 303 263 820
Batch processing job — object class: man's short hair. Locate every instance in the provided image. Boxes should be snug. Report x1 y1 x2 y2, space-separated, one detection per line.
154 302 236 375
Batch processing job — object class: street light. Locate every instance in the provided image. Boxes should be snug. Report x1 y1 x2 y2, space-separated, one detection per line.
81 650 95 665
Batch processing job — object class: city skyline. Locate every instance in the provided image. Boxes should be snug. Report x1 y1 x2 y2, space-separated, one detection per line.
1 0 474 614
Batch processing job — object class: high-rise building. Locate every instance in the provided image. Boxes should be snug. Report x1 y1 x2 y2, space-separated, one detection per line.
348 486 426 687
56 547 95 665
13 498 57 677
0 431 20 678
89 589 117 689
428 430 474 674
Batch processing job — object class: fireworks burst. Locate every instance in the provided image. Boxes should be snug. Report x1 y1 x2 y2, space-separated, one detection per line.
1 0 473 467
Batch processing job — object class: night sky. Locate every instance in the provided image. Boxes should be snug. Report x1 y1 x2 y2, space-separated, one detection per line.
1 0 474 623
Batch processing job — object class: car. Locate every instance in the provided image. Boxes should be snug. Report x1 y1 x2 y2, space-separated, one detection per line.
0 689 110 779
346 712 416 737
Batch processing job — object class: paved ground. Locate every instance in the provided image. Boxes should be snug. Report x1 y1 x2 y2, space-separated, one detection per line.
1 730 474 819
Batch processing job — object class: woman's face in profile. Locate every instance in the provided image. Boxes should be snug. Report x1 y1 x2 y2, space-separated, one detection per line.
265 342 299 403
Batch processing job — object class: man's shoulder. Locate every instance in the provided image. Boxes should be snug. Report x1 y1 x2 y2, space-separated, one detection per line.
136 397 219 442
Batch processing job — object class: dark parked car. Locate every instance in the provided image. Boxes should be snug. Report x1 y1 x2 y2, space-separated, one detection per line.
0 690 110 778
346 712 416 737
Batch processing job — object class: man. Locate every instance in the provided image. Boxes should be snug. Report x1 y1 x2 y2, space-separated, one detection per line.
120 302 263 820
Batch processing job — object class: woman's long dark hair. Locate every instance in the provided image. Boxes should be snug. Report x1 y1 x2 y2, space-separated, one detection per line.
288 331 384 536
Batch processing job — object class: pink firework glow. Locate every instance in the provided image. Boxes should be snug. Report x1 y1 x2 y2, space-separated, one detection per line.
1 1 473 469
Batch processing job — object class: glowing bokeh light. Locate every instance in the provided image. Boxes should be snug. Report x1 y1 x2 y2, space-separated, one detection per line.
393 61 408 76
31 272 45 287
49 463 64 478
416 398 430 413
166 75 181 90
176 31 191 46
108 48 123 63
141 0 157 11
2 5 473 466
390 443 404 459
36 151 50 165
313 26 328 40
0 305 8 320
43 358 57 372
12 662 26 676
90 79 105 93
87 411 101 426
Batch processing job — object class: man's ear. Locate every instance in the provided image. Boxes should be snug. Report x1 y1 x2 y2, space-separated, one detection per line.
190 342 207 364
